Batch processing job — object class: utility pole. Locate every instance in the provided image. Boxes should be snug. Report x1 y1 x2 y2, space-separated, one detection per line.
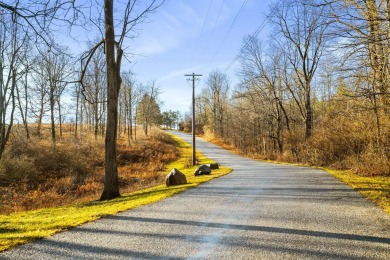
185 73 202 166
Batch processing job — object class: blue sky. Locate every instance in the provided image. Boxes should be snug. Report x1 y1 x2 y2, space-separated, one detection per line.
127 0 272 114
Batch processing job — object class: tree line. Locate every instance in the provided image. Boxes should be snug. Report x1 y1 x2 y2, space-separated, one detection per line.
0 35 167 148
0 0 172 200
184 0 390 176
2 0 389 203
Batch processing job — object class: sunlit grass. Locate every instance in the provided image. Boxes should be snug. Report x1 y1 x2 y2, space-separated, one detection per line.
323 168 390 214
0 132 232 252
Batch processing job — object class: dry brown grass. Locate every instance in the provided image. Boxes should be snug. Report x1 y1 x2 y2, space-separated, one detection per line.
202 128 242 154
0 125 178 215
203 118 390 177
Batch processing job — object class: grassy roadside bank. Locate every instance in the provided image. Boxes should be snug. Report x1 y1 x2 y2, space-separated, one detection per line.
324 168 390 215
0 133 232 252
202 135 390 215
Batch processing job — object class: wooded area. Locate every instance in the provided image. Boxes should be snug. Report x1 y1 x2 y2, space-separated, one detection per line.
0 0 173 201
0 0 389 210
182 0 390 177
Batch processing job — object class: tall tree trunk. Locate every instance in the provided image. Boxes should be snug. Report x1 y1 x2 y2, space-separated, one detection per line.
80 99 84 141
50 86 56 151
16 76 30 140
129 91 133 141
94 119 99 139
276 104 283 154
118 104 122 138
305 83 312 140
75 84 80 139
100 0 122 200
37 89 44 136
24 74 30 140
128 101 133 145
0 69 16 159
94 105 99 140
144 120 148 136
58 98 63 139
101 90 106 137
134 107 138 141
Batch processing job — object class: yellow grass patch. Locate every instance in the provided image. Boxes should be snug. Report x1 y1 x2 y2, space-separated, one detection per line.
0 132 232 252
324 168 390 214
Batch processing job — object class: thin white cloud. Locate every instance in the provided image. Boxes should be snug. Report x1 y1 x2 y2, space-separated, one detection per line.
158 63 209 82
132 1 217 58
133 3 201 56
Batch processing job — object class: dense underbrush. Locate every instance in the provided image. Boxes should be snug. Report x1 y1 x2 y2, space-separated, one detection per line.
0 128 178 215
203 128 390 177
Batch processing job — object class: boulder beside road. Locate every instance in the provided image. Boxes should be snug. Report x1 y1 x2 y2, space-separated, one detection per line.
208 163 219 169
194 164 212 176
166 168 187 187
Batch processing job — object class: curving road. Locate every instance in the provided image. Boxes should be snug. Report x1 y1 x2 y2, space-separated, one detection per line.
1 131 389 259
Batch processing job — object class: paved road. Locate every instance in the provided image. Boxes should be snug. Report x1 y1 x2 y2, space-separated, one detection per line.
1 131 389 259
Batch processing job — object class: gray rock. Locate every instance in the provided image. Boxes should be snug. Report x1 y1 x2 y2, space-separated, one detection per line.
208 163 219 169
165 168 187 187
194 164 211 176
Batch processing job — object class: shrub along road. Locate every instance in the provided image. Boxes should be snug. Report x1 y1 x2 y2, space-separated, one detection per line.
1 131 389 259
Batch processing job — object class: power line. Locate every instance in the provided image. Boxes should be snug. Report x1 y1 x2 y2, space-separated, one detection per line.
191 0 214 62
202 0 226 60
211 0 249 62
223 17 268 73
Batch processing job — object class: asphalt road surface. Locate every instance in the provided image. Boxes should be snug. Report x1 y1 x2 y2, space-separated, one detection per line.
1 131 389 259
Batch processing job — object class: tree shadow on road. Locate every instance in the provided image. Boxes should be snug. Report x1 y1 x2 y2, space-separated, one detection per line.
103 215 390 245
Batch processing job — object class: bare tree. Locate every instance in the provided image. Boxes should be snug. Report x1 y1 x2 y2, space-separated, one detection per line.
0 0 82 158
99 0 164 199
137 81 162 136
121 71 138 145
238 36 290 154
30 53 49 137
325 0 390 145
79 0 165 200
16 44 33 141
0 0 164 200
201 70 230 138
83 43 106 140
269 0 330 140
35 44 70 150
0 8 28 158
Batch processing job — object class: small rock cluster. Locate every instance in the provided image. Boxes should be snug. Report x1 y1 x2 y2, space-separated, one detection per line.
165 163 220 187
194 163 219 176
